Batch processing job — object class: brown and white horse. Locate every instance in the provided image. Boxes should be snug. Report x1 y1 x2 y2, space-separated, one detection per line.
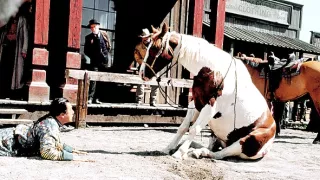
139 23 276 160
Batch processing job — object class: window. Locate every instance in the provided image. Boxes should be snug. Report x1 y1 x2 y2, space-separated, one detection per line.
81 0 116 65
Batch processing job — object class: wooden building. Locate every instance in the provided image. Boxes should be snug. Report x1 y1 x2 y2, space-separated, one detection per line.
0 0 225 105
0 0 227 124
306 31 320 60
310 31 320 48
203 0 320 59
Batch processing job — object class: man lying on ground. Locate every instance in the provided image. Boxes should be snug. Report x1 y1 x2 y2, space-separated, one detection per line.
0 97 92 162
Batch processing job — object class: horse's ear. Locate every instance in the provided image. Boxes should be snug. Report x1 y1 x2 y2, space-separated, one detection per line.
151 25 159 33
159 22 169 37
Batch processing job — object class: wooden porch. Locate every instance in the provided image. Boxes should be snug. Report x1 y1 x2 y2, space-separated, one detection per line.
0 99 187 125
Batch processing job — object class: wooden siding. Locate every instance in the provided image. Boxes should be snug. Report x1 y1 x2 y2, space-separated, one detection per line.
150 0 189 105
204 0 303 39
311 32 320 48
289 6 302 31
224 17 298 38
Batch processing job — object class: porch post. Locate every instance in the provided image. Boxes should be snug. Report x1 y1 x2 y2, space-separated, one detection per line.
264 48 268 60
210 0 226 49
192 0 204 38
28 0 50 102
214 0 226 49
62 0 83 103
189 0 204 102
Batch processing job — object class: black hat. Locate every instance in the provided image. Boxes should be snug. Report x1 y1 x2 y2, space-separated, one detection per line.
88 19 100 27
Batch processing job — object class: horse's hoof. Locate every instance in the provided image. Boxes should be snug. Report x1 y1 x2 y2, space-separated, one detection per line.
172 151 183 160
191 149 202 159
312 139 320 144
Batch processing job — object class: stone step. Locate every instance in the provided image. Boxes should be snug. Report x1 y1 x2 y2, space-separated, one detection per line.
0 108 28 119
0 119 34 125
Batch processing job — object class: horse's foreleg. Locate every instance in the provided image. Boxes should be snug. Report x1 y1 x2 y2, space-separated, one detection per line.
172 104 216 159
163 100 199 154
192 127 275 160
192 139 242 160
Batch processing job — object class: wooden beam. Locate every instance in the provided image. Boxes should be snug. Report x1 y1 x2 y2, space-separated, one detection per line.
68 0 83 49
0 119 34 125
193 0 204 37
0 109 28 114
85 115 184 124
75 72 89 128
214 0 226 49
230 41 234 56
66 70 193 88
34 0 50 45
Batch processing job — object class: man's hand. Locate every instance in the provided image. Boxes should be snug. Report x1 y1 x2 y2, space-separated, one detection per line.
21 52 27 59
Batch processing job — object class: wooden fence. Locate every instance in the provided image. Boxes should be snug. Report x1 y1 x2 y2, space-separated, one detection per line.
65 69 193 128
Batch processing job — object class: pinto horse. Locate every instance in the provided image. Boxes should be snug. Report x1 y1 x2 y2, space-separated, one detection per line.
238 53 320 144
139 23 276 160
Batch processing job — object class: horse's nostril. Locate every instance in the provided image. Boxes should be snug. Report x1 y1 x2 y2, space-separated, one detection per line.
143 77 150 81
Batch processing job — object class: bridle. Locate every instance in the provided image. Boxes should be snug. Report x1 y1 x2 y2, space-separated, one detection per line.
139 32 184 108
140 32 176 77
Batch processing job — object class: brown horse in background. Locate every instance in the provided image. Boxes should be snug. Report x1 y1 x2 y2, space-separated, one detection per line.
237 53 320 144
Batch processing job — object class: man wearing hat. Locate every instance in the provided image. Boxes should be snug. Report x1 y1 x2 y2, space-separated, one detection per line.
84 19 111 104
134 28 158 106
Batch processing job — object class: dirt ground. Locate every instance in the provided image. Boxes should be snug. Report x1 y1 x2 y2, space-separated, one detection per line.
1 125 320 180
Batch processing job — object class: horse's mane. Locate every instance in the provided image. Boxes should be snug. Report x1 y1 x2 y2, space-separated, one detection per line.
168 32 232 75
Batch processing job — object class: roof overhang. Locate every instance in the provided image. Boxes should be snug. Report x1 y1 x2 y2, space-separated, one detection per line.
203 21 320 54
223 25 320 54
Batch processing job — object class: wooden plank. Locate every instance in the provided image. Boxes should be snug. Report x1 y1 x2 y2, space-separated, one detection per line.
0 119 34 125
86 103 187 111
0 109 28 114
75 72 89 128
85 115 184 124
66 70 193 88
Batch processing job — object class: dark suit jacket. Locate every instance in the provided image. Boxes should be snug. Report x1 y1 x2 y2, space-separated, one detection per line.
84 31 111 69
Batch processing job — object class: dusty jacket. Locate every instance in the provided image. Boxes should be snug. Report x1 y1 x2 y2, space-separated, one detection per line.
134 42 147 65
0 116 74 160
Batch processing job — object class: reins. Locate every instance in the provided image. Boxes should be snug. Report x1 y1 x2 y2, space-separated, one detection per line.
141 32 187 109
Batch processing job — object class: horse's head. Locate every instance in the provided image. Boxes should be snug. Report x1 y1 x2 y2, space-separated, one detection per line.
139 23 180 80
192 67 224 111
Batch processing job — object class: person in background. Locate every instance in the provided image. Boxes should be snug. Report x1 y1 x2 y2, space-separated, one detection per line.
134 28 158 106
0 97 92 162
84 19 112 104
0 3 29 100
